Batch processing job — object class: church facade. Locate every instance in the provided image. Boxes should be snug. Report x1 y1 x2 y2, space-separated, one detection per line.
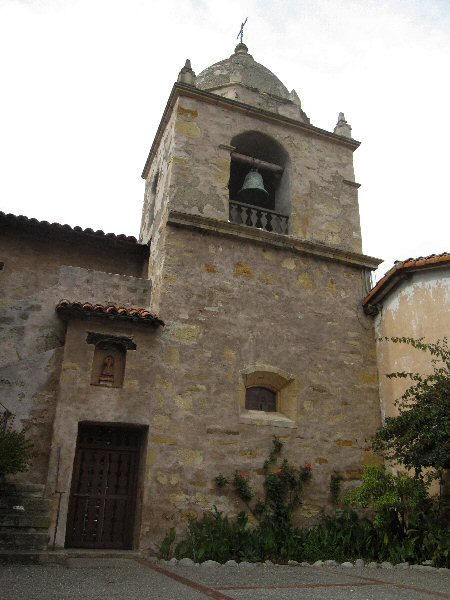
0 44 384 553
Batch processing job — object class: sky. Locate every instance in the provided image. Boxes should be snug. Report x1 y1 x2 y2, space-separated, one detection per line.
1 0 449 280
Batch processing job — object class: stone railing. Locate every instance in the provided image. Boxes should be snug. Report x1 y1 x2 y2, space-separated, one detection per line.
229 200 289 235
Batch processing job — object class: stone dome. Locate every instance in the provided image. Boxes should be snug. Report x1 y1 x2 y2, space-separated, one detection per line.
196 43 290 100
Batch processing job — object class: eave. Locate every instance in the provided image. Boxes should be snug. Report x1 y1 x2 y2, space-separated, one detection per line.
363 252 450 313
56 300 164 328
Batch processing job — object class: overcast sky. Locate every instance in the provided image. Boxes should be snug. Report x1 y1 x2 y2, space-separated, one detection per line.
1 0 449 280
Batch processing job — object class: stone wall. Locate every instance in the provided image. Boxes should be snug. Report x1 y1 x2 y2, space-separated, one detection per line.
46 317 162 548
151 95 362 255
140 109 177 313
133 223 381 551
0 224 150 485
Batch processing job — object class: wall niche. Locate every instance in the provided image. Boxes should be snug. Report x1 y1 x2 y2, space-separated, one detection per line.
87 332 136 389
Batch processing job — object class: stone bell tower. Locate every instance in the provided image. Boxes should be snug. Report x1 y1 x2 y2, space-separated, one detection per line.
137 44 382 543
140 43 372 308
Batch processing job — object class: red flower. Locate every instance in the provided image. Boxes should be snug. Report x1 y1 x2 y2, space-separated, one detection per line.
277 468 283 475
239 472 246 478
305 463 312 469
364 447 371 452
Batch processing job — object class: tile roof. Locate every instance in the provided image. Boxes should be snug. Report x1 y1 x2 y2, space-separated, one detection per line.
56 300 164 327
0 211 142 246
363 252 450 309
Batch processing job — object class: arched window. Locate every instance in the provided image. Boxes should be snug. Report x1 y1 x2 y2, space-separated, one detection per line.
239 365 298 428
228 131 290 234
245 386 277 411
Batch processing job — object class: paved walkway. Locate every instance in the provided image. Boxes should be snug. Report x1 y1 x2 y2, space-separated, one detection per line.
1 557 449 600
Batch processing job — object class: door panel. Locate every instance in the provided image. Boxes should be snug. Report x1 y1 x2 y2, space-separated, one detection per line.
66 425 140 549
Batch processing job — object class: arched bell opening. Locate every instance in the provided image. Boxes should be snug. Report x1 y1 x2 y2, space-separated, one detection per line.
228 131 290 234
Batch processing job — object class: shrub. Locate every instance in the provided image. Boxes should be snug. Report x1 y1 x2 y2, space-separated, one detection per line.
218 436 312 531
0 427 36 477
345 465 431 538
173 509 263 563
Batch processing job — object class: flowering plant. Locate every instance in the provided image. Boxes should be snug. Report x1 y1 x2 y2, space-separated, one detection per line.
215 436 312 529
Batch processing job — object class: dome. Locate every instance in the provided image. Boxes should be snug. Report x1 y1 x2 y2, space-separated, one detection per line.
196 43 290 100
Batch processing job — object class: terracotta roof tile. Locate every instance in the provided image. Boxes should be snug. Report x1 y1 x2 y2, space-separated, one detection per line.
0 211 142 245
56 300 164 327
363 252 450 309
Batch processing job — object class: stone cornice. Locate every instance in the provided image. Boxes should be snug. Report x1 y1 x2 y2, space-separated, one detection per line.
141 83 361 179
167 210 382 270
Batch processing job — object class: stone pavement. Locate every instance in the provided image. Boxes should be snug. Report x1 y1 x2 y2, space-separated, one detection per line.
1 557 449 600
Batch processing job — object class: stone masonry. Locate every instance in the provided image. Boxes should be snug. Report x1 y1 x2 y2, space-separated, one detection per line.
0 44 384 554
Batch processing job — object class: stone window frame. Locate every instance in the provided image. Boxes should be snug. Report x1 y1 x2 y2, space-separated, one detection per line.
239 364 298 429
87 332 136 389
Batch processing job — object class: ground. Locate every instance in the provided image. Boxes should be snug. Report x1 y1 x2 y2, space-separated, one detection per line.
1 557 449 600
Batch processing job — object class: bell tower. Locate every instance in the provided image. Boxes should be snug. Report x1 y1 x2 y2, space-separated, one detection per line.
137 44 383 541
140 44 376 308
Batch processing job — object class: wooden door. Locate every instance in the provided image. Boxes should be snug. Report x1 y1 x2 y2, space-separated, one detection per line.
65 424 141 549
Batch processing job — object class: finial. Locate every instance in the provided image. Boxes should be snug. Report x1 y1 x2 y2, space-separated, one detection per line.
237 17 248 44
177 59 196 86
333 112 352 138
234 42 249 54
289 89 302 107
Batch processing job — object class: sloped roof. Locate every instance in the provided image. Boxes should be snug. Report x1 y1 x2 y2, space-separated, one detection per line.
0 211 142 246
363 252 450 309
56 300 164 327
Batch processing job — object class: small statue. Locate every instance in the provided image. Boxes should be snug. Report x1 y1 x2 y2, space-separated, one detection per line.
98 355 115 386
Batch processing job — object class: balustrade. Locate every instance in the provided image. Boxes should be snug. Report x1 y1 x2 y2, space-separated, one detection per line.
229 200 289 235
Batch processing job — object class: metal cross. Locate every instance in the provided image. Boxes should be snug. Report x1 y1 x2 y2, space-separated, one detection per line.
237 17 248 43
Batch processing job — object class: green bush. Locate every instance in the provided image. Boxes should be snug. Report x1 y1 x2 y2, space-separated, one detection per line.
166 508 382 564
165 506 449 566
173 509 264 563
298 510 381 562
372 337 450 482
0 427 36 477
344 465 450 566
345 465 431 537
160 436 450 566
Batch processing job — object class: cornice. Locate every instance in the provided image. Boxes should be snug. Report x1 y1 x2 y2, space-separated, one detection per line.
167 210 382 271
141 83 361 179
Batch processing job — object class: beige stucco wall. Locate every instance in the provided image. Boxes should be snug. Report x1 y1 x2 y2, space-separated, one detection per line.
374 268 450 421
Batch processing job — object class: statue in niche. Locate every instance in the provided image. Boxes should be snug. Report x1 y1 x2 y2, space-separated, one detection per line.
98 354 115 386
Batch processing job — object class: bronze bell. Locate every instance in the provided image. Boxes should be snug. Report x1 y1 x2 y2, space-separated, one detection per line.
238 168 269 206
